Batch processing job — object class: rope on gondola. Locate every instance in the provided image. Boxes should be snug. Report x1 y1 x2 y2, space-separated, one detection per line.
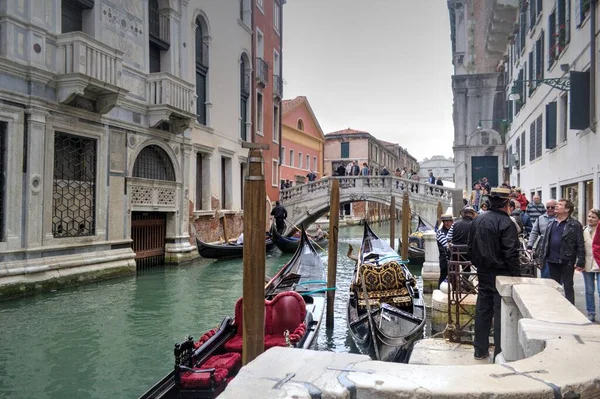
299 287 336 296
430 323 456 340
297 280 328 285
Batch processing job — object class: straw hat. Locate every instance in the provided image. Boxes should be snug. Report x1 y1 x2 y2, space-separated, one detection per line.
440 214 454 221
489 187 511 199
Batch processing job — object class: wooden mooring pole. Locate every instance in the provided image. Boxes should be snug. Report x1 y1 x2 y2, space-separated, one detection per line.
401 192 410 261
242 143 268 365
326 178 340 329
389 196 396 249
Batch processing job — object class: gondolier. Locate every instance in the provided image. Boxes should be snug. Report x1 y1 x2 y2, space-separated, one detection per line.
436 214 454 288
270 201 288 234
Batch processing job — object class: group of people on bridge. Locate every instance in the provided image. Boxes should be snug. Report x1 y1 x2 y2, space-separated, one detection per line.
436 184 600 361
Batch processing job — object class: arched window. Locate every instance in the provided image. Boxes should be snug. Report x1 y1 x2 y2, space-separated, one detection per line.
297 119 304 131
240 55 249 140
133 145 176 181
195 17 209 125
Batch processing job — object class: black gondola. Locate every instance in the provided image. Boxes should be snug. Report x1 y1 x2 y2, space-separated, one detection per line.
195 236 275 259
141 228 326 399
347 222 425 363
270 224 328 254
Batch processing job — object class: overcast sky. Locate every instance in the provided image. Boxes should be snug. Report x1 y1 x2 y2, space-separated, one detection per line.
282 0 454 162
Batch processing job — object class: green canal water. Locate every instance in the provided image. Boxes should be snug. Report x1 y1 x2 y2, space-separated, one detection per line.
0 223 423 399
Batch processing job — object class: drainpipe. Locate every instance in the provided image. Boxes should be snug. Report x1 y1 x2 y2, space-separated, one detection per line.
590 0 597 132
251 2 256 143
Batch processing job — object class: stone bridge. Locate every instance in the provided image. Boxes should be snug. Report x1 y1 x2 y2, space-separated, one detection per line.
279 176 463 230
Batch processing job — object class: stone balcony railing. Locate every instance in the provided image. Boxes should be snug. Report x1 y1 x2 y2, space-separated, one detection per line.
147 72 196 133
128 178 179 212
56 32 128 114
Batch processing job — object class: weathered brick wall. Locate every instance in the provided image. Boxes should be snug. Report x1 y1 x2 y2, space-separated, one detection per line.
190 195 244 243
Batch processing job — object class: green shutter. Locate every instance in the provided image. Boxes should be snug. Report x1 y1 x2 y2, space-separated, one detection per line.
546 101 557 149
570 70 590 130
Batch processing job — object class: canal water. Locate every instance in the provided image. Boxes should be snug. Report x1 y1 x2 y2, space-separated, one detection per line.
0 223 422 399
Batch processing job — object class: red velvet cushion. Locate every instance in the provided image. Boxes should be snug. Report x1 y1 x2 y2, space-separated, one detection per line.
179 352 242 389
270 292 306 335
223 335 243 353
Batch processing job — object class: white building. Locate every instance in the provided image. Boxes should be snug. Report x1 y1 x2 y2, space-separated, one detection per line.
418 155 456 182
0 0 251 297
502 0 599 224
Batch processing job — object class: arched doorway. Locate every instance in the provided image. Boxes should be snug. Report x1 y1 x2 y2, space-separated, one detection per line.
130 145 177 268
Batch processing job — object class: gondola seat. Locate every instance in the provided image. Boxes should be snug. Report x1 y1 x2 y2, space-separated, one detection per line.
224 291 307 352
355 261 413 309
179 352 242 389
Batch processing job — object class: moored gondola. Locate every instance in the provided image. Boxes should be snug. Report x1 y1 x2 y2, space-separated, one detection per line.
195 236 275 259
140 228 326 399
347 222 425 363
270 224 328 254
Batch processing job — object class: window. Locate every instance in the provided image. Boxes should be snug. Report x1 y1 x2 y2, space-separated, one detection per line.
281 146 285 165
520 131 526 166
514 138 520 167
196 17 209 125
298 152 303 169
256 30 264 59
240 163 245 210
314 156 317 172
221 157 231 209
577 0 591 26
545 101 557 149
149 0 170 73
133 145 176 181
519 7 527 52
341 142 349 158
272 160 278 187
297 119 304 131
515 69 524 114
535 115 543 158
562 183 579 220
274 1 281 33
529 122 536 161
273 104 280 143
529 0 543 27
306 155 310 170
289 149 294 167
559 93 568 142
53 132 97 238
61 0 93 34
549 1 570 65
196 153 203 210
256 92 264 134
551 186 557 200
240 56 249 140
257 0 264 12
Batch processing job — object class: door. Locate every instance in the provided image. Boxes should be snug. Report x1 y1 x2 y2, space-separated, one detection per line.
471 156 498 188
131 212 166 269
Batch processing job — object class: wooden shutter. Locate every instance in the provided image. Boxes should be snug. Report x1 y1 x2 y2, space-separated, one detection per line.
520 132 526 166
570 70 590 130
546 101 557 149
535 115 543 158
529 123 536 161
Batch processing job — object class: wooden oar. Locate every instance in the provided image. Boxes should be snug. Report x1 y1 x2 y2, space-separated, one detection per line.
287 220 326 252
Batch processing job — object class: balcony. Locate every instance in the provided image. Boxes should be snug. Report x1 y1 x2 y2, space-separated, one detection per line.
256 57 268 87
147 72 196 134
56 32 128 114
273 75 283 99
128 177 179 212
149 7 170 50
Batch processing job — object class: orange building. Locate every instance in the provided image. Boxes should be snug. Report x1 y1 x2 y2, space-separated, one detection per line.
252 0 284 204
280 97 324 187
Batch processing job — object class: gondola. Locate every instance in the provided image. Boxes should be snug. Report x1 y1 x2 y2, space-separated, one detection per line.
347 222 425 363
398 216 431 265
270 224 328 254
140 228 326 399
195 236 275 259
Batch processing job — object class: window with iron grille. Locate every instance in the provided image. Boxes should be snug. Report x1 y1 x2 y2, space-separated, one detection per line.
0 123 5 241
53 132 97 238
133 145 176 181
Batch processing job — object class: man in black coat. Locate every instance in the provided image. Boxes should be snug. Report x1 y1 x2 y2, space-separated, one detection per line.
336 163 347 177
270 201 288 234
540 198 585 304
468 187 520 360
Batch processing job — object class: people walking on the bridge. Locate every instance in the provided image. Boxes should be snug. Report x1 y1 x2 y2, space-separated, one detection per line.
527 199 557 278
436 177 444 194
436 214 454 288
395 168 402 189
468 187 520 361
581 209 600 322
336 163 347 177
539 199 585 305
270 201 288 234
526 194 546 225
428 172 435 184
307 170 317 182
351 161 360 176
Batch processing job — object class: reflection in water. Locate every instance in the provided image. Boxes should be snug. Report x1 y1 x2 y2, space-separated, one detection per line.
0 222 419 399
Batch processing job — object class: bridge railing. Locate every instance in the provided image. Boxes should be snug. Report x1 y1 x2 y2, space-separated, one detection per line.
280 176 456 204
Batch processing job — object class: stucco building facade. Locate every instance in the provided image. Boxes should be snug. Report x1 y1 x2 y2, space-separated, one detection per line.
280 96 324 186
0 0 254 297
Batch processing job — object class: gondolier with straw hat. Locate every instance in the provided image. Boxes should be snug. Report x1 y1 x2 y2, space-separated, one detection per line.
468 187 520 361
436 213 454 289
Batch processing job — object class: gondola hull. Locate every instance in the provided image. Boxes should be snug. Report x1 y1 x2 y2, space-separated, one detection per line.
196 237 275 259
270 225 328 253
142 228 325 399
347 222 426 363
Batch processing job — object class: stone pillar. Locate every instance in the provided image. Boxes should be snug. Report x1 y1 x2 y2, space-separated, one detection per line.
421 231 439 294
24 109 47 248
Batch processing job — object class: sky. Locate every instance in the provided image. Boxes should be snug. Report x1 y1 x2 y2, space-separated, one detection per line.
282 0 455 162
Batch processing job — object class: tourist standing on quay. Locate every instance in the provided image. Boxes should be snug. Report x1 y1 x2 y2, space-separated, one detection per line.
580 208 600 321
527 199 557 278
526 194 546 225
468 187 520 360
540 199 585 305
470 183 483 212
270 201 288 234
436 214 454 288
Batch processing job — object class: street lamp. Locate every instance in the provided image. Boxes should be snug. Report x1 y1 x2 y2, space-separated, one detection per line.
477 119 508 130
508 77 570 102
